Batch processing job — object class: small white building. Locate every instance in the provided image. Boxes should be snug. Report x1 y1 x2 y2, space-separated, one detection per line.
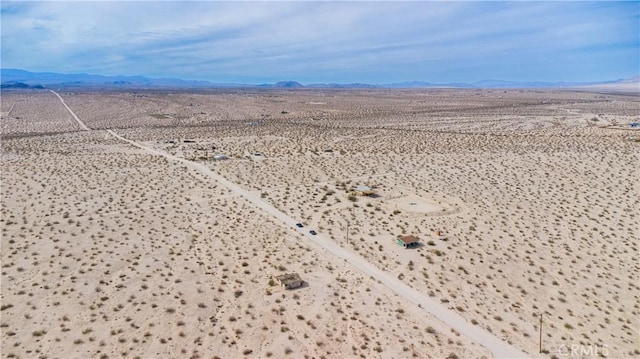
353 186 375 196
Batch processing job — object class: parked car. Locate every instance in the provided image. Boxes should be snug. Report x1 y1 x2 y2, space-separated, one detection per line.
309 230 317 235
296 223 304 228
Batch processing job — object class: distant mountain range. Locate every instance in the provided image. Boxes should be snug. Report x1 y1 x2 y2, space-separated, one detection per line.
1 68 638 90
0 69 242 89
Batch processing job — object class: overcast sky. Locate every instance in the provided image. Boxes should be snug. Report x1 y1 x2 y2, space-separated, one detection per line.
1 1 638 84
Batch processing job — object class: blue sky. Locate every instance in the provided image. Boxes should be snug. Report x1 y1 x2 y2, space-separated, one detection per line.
1 1 638 84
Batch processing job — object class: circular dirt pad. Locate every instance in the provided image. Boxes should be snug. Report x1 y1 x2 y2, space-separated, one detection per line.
386 194 450 215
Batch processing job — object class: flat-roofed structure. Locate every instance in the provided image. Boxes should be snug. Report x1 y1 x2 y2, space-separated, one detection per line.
396 235 420 248
353 185 375 196
273 273 304 290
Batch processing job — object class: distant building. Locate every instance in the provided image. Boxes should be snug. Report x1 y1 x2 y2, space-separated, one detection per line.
433 230 447 241
396 235 420 248
273 273 304 290
353 186 375 196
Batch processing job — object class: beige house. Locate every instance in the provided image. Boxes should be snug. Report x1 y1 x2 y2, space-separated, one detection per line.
273 273 304 290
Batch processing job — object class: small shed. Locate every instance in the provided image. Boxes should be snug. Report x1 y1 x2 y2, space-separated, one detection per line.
396 235 420 248
273 273 304 290
433 230 448 241
353 186 375 196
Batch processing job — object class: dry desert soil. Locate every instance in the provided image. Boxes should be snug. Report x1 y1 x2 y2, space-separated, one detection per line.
1 88 638 359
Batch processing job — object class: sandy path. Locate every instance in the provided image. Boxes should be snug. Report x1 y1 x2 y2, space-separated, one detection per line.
6 101 17 117
50 90 91 131
106 128 529 359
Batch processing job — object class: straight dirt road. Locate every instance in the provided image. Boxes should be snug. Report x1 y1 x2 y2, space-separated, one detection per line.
50 89 91 131
106 128 529 359
56 90 527 358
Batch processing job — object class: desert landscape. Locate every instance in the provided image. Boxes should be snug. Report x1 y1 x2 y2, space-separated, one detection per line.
1 87 638 358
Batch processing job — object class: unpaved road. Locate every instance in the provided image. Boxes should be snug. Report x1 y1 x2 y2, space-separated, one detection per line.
50 90 91 131
55 91 527 358
107 132 528 359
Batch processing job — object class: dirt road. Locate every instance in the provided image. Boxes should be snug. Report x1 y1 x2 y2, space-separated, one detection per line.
50 90 91 131
106 128 528 359
51 89 527 358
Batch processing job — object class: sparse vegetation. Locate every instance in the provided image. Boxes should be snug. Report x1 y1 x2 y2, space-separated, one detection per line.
1 89 635 359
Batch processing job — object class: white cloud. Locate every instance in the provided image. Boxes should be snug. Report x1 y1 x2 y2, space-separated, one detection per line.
1 1 637 83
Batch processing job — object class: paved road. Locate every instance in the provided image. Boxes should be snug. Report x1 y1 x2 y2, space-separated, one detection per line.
50 90 91 131
106 128 529 359
52 90 527 358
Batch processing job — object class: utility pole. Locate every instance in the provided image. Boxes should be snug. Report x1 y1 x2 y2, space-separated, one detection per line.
346 221 350 245
539 313 543 353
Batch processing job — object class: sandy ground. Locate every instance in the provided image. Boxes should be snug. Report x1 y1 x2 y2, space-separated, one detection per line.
1 88 638 359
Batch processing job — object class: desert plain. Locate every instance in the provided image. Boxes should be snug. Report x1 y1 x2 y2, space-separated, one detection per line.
1 87 638 359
